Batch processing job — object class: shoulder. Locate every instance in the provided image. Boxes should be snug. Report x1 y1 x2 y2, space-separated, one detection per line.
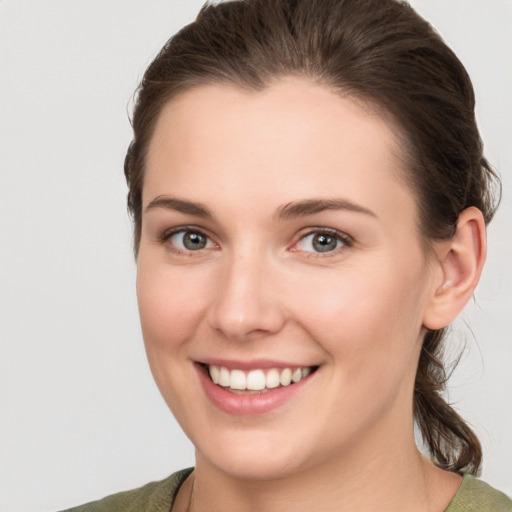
58 468 193 512
445 474 512 512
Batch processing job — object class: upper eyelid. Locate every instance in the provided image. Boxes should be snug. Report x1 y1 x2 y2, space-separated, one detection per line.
158 225 353 249
290 227 354 255
294 227 353 243
160 227 218 256
160 225 214 242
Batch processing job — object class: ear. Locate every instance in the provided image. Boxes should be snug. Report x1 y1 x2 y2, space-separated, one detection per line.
422 207 487 330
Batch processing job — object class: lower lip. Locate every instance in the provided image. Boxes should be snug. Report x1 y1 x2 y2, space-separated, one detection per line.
196 364 313 415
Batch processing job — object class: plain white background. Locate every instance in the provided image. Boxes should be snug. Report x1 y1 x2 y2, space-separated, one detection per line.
0 1 510 511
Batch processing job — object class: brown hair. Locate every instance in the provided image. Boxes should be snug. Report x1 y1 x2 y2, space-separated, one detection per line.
124 0 500 474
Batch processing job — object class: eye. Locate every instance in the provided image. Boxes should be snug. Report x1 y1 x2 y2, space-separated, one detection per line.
294 229 350 254
167 229 215 252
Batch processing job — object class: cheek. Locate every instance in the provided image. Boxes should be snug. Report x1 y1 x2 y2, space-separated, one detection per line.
289 260 428 368
293 265 428 433
136 261 211 347
135 261 211 419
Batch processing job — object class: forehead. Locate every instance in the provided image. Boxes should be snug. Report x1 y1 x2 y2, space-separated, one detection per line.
144 78 415 223
148 78 402 161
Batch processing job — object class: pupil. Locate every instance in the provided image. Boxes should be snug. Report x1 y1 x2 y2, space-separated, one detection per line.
183 232 206 250
313 234 337 252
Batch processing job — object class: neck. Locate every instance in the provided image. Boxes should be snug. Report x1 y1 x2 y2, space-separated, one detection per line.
189 428 460 512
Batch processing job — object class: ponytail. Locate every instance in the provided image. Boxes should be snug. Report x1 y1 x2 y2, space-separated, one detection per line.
414 329 482 474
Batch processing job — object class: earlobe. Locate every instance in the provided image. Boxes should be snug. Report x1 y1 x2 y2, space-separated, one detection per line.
423 207 487 330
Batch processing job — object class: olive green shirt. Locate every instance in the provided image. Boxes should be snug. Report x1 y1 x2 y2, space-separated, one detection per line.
60 469 512 511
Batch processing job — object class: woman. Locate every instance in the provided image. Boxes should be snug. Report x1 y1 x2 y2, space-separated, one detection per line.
64 0 511 510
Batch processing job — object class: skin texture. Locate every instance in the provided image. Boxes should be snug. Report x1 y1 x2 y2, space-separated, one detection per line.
136 78 485 512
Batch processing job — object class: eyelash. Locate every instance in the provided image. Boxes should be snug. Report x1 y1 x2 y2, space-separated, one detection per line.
292 227 353 256
159 226 218 256
159 226 353 257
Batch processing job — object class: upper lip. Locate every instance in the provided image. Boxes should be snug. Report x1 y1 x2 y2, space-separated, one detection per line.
197 358 318 371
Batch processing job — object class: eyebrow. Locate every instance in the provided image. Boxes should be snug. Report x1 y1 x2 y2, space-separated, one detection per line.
144 196 215 219
275 198 376 220
144 195 376 221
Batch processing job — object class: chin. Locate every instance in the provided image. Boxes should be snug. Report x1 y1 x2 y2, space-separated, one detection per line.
204 451 305 481
193 426 324 481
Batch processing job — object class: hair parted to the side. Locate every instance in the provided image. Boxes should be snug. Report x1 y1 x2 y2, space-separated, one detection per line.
124 0 501 474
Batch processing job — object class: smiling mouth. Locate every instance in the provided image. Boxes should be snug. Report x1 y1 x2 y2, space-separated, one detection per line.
203 364 318 394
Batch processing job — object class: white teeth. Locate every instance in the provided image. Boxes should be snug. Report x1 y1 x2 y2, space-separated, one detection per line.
280 368 292 386
219 367 230 387
206 364 314 391
230 369 246 390
209 365 220 384
247 370 266 390
265 368 280 389
292 368 302 383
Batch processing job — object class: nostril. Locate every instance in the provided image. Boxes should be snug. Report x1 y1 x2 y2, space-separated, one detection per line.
207 304 287 341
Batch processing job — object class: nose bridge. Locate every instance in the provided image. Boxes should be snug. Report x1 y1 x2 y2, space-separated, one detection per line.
207 245 285 340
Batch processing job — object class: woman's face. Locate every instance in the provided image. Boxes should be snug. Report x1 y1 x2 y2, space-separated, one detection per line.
137 78 438 479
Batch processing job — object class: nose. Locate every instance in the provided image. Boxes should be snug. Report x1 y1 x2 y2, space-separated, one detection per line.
206 252 287 341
